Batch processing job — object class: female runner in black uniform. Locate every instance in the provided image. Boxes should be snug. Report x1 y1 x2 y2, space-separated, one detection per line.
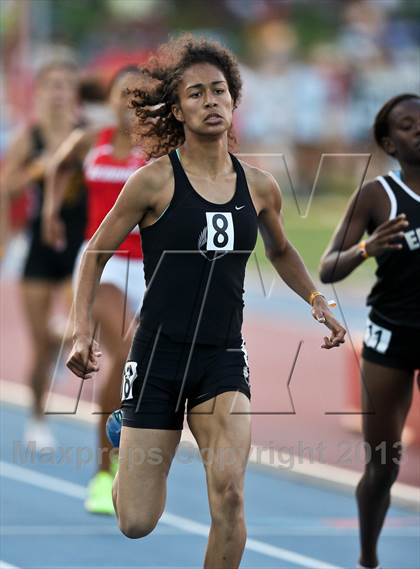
44 66 147 515
320 93 420 569
67 36 345 568
2 60 85 447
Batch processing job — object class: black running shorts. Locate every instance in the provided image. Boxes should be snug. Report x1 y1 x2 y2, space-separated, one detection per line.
362 310 420 371
23 221 84 282
121 327 251 430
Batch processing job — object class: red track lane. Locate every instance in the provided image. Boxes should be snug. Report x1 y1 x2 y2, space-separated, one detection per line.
1 281 419 486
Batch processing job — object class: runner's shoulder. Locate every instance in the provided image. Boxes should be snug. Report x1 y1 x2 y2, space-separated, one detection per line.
239 160 280 196
125 154 173 205
238 160 281 212
361 178 384 194
355 178 388 210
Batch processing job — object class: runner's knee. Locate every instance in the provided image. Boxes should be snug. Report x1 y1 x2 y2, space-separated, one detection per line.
118 511 159 539
361 460 400 495
210 475 244 524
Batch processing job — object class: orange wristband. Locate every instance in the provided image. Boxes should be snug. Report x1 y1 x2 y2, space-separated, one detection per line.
358 240 369 259
308 291 325 306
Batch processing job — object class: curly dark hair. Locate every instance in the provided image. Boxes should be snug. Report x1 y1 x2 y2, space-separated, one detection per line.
373 93 420 153
129 34 243 158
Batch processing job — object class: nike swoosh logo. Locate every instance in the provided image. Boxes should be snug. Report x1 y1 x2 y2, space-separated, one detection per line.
235 205 245 210
196 392 210 400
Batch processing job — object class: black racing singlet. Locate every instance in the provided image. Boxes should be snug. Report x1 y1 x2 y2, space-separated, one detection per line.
367 171 420 329
139 149 258 345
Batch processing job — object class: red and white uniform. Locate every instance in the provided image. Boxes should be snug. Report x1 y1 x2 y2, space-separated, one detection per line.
74 127 147 312
84 127 145 258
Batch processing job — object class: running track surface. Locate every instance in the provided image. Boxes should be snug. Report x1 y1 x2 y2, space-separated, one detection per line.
1 279 419 486
1 402 419 569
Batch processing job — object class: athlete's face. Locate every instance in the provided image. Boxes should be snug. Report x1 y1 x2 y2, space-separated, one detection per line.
109 72 137 131
36 67 78 112
173 63 234 137
383 99 420 164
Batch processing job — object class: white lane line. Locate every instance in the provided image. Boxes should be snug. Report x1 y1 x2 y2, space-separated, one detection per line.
0 561 21 569
0 461 85 500
1 525 418 537
0 525 182 536
0 461 343 569
156 512 344 569
0 525 419 540
1 379 418 510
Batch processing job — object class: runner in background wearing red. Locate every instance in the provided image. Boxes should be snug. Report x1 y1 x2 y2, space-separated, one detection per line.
43 65 147 514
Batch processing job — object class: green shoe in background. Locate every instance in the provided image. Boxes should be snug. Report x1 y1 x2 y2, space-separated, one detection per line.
85 471 115 515
110 453 119 479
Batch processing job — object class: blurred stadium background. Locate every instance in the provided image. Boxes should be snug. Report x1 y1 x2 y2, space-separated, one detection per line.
1 0 419 269
0 1 419 568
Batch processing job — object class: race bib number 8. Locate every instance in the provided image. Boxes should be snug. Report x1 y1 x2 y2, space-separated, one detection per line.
121 361 138 401
364 318 392 353
206 212 234 251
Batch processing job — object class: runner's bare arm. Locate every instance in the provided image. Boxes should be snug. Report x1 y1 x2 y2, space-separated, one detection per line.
67 162 163 379
67 161 166 379
319 181 408 283
254 170 321 302
42 128 95 247
73 161 161 340
43 128 93 215
250 167 345 348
